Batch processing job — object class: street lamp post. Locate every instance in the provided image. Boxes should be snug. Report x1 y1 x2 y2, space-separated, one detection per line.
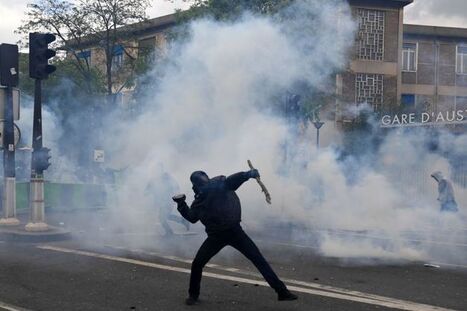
312 120 325 149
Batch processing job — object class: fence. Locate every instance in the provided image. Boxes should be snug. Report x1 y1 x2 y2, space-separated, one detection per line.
16 182 108 211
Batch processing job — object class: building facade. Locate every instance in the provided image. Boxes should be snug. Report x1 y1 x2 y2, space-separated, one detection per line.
70 0 467 128
68 14 176 106
401 24 467 120
336 0 413 122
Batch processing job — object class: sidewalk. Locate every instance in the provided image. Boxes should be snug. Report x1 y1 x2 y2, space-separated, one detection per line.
0 211 71 242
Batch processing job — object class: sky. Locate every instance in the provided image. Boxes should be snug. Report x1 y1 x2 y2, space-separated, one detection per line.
0 0 192 44
0 0 466 44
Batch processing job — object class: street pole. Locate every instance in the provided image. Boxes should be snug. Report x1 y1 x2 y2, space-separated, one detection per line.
25 79 48 231
312 120 325 150
0 86 19 225
25 33 56 232
316 127 320 149
0 43 19 226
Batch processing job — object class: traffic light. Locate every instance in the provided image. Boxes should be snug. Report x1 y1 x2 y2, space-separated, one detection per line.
33 147 51 174
0 44 19 87
29 33 56 80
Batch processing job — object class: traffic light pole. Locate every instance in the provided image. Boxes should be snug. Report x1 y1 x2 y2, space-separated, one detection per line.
23 32 56 231
25 79 48 231
0 86 19 225
32 79 43 152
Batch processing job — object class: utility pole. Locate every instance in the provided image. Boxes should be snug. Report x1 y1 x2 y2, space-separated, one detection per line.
312 120 325 149
283 93 301 164
0 44 20 226
25 33 55 232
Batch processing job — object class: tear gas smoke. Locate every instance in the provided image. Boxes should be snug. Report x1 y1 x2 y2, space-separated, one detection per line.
16 98 80 183
27 0 466 265
103 0 466 264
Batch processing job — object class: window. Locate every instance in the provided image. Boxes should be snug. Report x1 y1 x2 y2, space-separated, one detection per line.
112 45 124 69
356 9 385 61
77 50 91 65
456 45 467 74
355 73 384 111
402 43 417 72
401 94 415 107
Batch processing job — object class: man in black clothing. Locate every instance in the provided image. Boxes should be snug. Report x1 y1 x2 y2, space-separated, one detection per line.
172 169 298 305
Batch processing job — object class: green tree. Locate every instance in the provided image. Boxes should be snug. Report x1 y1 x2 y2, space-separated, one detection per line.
177 0 293 21
18 0 150 97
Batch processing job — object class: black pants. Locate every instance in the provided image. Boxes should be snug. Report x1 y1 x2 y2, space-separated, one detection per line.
189 225 287 298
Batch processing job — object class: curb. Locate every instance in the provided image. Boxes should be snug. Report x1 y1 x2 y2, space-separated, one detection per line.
0 225 72 243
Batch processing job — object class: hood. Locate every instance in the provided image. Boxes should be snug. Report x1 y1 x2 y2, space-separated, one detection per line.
431 171 444 182
190 171 210 194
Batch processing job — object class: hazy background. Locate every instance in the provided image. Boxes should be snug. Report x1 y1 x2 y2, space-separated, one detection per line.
1 0 467 44
1 0 466 265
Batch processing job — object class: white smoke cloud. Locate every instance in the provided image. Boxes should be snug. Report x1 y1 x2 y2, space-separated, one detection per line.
16 98 80 183
67 0 466 265
102 0 356 240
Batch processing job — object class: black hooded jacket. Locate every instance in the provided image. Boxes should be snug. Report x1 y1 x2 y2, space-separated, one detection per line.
177 172 250 234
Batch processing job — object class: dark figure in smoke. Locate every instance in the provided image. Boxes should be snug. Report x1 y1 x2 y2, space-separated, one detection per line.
148 172 190 235
431 171 458 212
172 170 297 305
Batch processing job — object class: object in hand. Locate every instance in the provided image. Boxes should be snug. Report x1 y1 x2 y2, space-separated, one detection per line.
249 169 260 179
172 194 186 203
247 160 272 205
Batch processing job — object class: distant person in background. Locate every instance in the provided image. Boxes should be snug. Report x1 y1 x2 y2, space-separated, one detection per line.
148 170 190 236
431 171 458 212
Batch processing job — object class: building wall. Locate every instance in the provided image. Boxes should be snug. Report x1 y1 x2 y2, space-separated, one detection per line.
337 1 408 122
401 33 467 116
68 30 169 96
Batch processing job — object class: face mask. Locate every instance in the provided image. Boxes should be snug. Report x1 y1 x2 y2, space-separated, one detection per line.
191 171 209 194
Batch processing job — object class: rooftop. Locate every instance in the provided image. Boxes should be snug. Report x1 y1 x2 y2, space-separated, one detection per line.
347 0 413 8
65 13 177 49
404 24 467 40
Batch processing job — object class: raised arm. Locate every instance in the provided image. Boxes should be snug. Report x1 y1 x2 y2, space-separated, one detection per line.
225 170 258 191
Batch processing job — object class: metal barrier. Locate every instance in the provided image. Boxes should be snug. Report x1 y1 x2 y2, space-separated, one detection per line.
16 182 108 211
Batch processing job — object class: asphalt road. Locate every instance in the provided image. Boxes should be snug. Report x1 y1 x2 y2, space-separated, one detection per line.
0 210 466 311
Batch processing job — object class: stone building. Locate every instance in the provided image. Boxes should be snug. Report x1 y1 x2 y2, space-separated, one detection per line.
67 14 176 105
336 0 413 122
401 24 467 120
69 0 467 127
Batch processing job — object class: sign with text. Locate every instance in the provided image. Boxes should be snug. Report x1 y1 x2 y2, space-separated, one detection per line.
94 149 105 163
381 110 467 128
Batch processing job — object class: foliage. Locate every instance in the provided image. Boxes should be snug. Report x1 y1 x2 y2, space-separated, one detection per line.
18 53 105 99
176 0 293 21
17 0 150 96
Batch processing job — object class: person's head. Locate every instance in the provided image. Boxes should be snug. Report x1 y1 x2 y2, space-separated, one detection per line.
190 171 209 193
431 171 444 182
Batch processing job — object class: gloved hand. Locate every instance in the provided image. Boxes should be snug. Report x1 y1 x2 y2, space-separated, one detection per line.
172 194 186 204
248 169 260 179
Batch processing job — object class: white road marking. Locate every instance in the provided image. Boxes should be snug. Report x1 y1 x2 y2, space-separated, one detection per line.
311 228 467 248
105 246 464 307
255 240 467 269
37 245 457 311
431 262 467 269
256 239 319 249
0 301 31 311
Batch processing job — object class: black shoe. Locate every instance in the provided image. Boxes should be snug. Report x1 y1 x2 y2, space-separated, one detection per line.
185 296 199 305
278 290 298 301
